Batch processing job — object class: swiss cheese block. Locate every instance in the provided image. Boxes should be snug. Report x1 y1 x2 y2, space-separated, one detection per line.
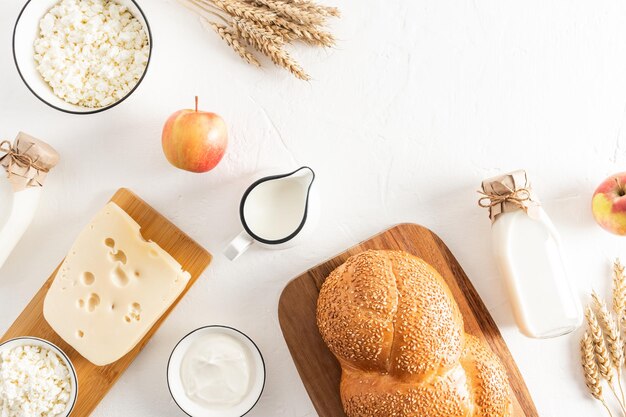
43 202 191 366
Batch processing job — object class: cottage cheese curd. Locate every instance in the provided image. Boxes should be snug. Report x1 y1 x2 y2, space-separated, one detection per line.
0 344 72 417
34 0 150 108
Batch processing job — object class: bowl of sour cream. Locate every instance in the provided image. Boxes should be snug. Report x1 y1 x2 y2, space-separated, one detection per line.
167 326 266 417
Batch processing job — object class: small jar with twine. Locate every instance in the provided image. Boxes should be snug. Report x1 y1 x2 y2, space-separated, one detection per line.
478 170 541 223
0 132 59 192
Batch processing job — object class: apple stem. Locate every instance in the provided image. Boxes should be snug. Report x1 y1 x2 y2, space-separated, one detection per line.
616 177 625 196
195 96 198 112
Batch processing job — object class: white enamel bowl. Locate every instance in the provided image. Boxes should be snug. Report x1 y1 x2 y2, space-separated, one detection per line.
0 337 78 417
167 326 266 417
12 0 152 114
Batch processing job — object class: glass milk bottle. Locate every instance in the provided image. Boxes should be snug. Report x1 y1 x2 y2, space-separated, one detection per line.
0 132 59 270
480 170 582 338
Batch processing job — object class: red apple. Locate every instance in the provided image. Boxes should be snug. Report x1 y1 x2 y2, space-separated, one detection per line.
592 172 626 235
162 97 228 173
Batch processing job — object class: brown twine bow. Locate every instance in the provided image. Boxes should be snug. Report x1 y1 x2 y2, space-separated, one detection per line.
477 185 533 210
0 139 50 179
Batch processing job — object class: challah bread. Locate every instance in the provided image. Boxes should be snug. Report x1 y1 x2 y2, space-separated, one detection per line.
316 250 512 417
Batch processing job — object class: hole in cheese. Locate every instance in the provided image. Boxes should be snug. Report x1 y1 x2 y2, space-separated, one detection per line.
105 238 115 248
87 293 100 312
81 272 95 286
127 302 142 322
109 249 127 265
77 330 84 338
111 266 129 287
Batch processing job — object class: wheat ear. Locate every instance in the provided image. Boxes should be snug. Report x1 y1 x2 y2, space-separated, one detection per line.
272 16 335 46
582 331 615 417
209 22 261 67
235 19 310 80
205 0 277 24
582 330 616 417
281 0 340 17
587 305 625 410
234 17 285 44
593 292 626 408
614 259 626 328
251 0 325 24
183 0 338 78
613 259 626 395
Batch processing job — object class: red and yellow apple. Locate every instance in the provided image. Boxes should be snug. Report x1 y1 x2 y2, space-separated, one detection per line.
162 97 228 173
592 172 626 235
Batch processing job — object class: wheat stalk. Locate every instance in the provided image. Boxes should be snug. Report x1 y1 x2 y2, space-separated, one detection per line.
180 0 338 79
582 330 615 417
593 292 626 407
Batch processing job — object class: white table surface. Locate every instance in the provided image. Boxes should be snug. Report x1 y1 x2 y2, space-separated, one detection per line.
1 0 625 416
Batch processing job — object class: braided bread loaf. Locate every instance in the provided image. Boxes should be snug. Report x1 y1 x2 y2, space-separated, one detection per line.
316 250 512 417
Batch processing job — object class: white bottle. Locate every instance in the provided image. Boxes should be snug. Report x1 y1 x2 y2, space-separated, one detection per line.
481 170 583 338
0 133 59 270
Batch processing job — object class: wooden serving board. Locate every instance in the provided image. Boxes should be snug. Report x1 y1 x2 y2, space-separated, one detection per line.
278 223 538 417
1 188 212 417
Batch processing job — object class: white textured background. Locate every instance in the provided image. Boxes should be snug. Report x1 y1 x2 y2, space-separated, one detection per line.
2 0 626 416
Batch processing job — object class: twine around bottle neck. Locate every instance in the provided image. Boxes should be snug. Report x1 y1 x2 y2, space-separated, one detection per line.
0 139 50 177
478 186 533 211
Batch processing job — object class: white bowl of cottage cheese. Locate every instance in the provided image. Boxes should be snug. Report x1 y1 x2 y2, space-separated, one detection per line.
13 0 152 114
0 337 78 417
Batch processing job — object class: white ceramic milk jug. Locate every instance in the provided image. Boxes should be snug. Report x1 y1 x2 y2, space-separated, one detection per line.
225 167 318 261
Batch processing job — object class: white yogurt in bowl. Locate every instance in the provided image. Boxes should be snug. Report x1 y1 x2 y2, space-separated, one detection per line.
167 326 266 417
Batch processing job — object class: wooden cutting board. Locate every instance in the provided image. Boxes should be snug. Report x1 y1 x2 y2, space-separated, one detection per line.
278 223 538 417
1 188 212 417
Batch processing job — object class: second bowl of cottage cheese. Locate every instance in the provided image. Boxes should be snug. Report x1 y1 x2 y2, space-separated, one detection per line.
13 0 152 114
0 337 78 417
